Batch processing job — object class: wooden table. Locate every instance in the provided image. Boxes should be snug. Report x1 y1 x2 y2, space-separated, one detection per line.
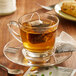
0 0 76 76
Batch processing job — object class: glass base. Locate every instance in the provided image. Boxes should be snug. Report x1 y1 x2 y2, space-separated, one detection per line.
22 49 52 63
3 39 72 67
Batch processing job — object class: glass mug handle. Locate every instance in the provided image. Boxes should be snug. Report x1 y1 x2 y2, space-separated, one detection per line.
7 21 22 43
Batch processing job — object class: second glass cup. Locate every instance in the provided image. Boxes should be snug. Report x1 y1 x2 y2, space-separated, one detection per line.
7 12 59 63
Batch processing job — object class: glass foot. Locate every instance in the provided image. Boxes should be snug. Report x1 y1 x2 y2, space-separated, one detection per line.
22 49 52 63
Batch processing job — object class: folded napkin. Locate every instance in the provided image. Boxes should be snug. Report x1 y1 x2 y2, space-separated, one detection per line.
24 66 76 76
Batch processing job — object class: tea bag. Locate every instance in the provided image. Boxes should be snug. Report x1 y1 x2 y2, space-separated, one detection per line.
27 12 51 44
28 12 50 27
28 12 43 26
55 31 76 53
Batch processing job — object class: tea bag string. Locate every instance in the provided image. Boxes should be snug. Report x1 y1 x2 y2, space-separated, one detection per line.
29 12 41 22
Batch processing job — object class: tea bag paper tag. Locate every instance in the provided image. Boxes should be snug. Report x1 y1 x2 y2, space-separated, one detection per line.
55 31 76 53
29 12 43 26
29 20 43 26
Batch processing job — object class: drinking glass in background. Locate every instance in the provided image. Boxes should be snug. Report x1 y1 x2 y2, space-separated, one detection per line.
0 0 16 16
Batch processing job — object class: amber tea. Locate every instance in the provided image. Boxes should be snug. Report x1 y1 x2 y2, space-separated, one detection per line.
7 12 59 63
20 20 57 53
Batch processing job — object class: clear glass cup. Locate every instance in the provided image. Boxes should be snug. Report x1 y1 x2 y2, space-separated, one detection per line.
7 12 59 63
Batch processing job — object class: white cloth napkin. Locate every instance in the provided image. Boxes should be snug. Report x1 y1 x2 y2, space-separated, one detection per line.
24 66 76 76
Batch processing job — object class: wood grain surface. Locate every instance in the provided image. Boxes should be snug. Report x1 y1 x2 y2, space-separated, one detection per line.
0 0 76 76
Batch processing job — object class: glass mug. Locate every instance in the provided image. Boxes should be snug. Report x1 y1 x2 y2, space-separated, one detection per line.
7 12 59 63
